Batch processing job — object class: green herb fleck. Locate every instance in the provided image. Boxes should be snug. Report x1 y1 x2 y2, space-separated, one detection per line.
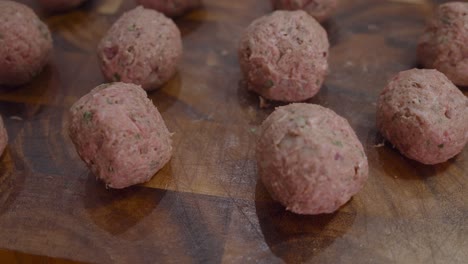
83 111 93 123
332 140 343 147
441 16 451 25
296 117 306 127
106 98 113 104
250 127 257 133
438 143 444 149
438 36 448 44
265 79 274 88
128 23 137 31
96 83 112 90
113 73 121 81
37 23 50 40
108 166 114 172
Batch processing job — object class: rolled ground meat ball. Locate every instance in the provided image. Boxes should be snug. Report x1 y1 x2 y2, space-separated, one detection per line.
418 2 468 86
377 68 468 165
68 82 173 189
257 103 368 215
238 11 329 102
0 1 52 86
98 6 182 91
136 0 201 17
271 0 338 23
0 116 8 156
37 0 87 12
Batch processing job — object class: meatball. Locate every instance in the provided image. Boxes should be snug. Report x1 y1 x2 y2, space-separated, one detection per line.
97 6 182 91
257 103 368 215
136 0 201 17
418 2 468 86
0 1 52 86
377 69 468 165
37 0 87 12
271 0 338 23
0 116 8 156
68 82 173 189
238 11 329 102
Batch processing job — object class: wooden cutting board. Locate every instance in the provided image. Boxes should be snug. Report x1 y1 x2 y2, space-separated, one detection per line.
0 0 467 263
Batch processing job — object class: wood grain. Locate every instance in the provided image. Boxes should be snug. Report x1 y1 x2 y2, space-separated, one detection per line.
0 0 467 263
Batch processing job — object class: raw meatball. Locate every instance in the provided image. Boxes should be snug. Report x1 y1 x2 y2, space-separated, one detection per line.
377 69 468 165
37 0 87 12
238 11 329 102
418 2 468 86
257 103 368 215
0 1 52 86
136 0 201 17
0 116 8 156
271 0 338 23
98 6 182 91
68 82 173 189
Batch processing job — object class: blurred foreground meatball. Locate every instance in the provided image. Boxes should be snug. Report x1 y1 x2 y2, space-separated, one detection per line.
37 0 87 12
239 11 329 102
98 6 182 91
0 1 52 86
0 116 8 157
136 0 201 17
257 103 368 215
377 69 468 165
418 2 468 86
69 82 173 189
271 0 338 22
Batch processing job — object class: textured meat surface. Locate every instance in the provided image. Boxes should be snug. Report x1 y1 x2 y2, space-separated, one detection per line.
97 6 182 91
136 0 201 17
37 0 87 11
271 0 338 22
68 82 173 189
238 10 329 102
418 2 468 86
257 103 368 215
0 1 53 86
377 68 468 165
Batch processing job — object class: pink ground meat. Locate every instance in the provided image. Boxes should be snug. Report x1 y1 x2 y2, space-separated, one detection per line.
98 6 182 91
271 0 338 23
0 1 52 86
136 0 201 17
68 82 173 189
418 2 468 86
257 103 368 215
377 68 468 165
238 10 329 102
37 0 87 12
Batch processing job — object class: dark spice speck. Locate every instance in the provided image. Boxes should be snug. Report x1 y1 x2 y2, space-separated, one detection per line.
113 73 121 81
